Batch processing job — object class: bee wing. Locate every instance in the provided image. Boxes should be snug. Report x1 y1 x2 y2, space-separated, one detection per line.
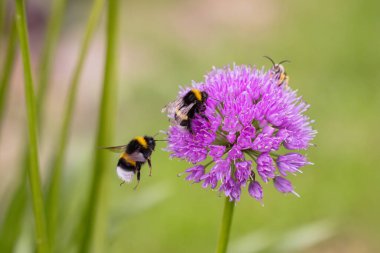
171 102 196 123
177 102 195 116
100 145 128 153
161 98 184 117
127 151 147 162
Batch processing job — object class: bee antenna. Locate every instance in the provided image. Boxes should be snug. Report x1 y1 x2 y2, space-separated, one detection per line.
278 59 291 65
153 132 160 138
154 139 168 142
263 56 276 67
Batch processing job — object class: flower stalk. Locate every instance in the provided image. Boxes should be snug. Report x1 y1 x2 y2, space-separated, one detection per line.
215 198 235 253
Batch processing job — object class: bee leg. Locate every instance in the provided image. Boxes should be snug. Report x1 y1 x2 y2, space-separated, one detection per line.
180 119 189 127
180 119 193 134
120 181 125 186
133 172 140 190
199 104 207 112
147 158 152 176
200 113 209 122
133 166 141 190
187 123 194 134
196 106 209 122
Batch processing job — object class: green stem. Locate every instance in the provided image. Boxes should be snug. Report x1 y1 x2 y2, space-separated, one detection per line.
78 0 119 252
36 0 66 117
15 0 49 252
244 150 257 162
215 197 235 253
0 19 17 130
45 0 105 249
204 159 215 168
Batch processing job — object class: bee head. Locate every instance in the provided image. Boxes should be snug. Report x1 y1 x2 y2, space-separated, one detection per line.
144 136 156 150
264 56 290 75
201 91 208 102
273 64 286 75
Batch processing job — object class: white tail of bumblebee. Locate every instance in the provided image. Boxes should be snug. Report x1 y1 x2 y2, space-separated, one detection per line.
116 166 134 183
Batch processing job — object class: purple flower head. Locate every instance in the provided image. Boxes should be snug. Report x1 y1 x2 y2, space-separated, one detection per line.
273 176 300 197
256 153 276 182
237 126 256 149
208 145 226 160
185 165 205 183
164 64 316 202
235 161 252 185
220 178 242 201
248 180 263 202
201 172 218 189
228 146 244 160
276 153 312 176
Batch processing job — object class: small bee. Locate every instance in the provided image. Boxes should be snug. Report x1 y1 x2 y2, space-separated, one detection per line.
102 136 157 188
162 88 208 133
264 56 290 86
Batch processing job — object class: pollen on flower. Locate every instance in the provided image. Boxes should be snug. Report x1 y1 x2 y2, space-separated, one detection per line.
164 64 316 202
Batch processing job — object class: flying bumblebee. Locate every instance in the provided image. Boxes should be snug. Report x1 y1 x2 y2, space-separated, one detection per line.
264 56 290 86
162 88 209 133
102 136 156 188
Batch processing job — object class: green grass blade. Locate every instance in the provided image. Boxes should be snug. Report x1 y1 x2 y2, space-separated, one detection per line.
0 174 27 252
0 0 5 50
78 0 119 252
45 0 105 249
0 19 17 129
0 0 67 249
36 0 67 117
15 0 49 252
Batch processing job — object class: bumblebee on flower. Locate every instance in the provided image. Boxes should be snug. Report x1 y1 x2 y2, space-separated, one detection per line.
163 64 316 202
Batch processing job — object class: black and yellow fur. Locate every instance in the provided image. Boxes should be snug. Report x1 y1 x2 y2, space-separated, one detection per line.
104 136 156 186
174 89 208 133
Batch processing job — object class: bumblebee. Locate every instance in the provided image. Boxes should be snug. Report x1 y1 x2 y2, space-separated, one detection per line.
162 88 208 133
264 56 290 86
103 136 156 188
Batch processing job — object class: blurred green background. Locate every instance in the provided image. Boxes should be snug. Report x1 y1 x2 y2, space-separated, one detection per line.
1 0 379 252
